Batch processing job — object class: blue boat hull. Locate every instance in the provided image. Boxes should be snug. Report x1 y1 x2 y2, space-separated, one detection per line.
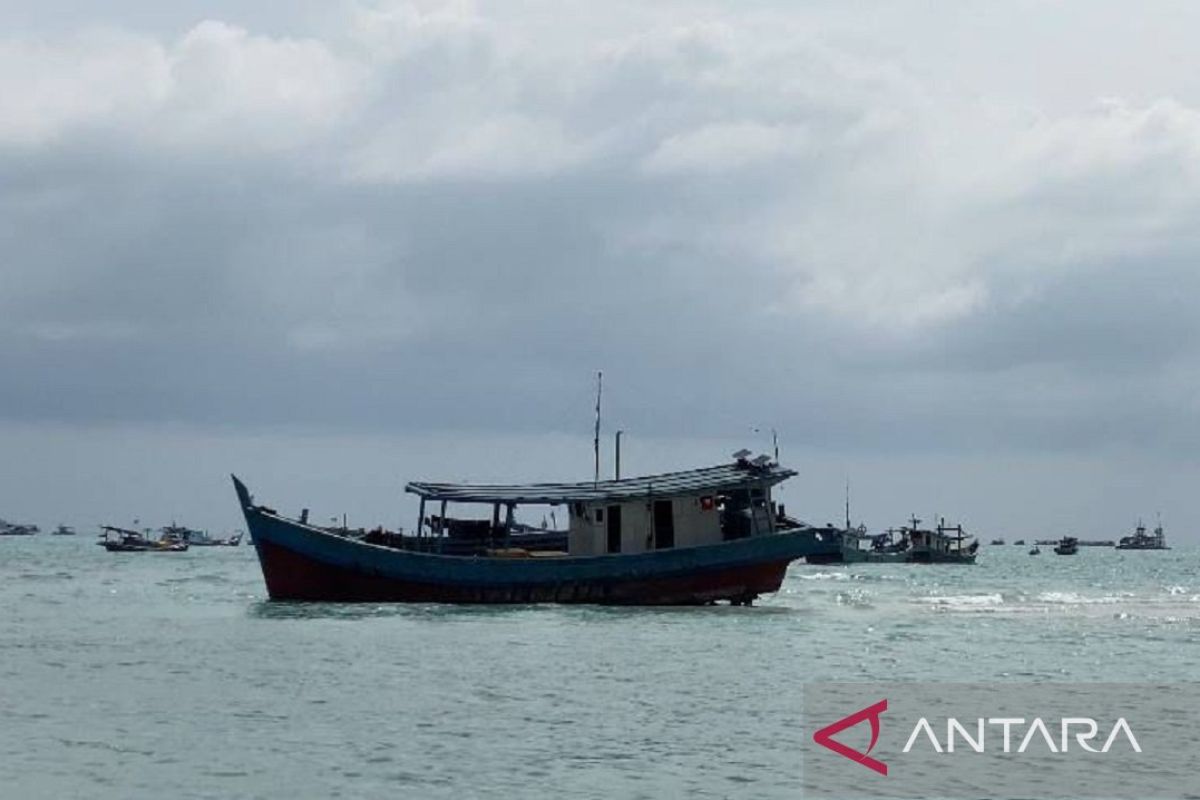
234 477 820 605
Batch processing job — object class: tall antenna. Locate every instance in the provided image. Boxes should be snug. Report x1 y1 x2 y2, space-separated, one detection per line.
844 480 851 531
593 371 603 484
772 428 779 462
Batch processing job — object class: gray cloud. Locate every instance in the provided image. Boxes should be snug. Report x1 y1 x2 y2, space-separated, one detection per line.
3 1 1200 527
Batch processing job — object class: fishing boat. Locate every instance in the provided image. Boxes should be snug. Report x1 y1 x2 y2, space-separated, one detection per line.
1115 521 1169 550
233 455 831 605
97 525 189 552
206 530 243 547
812 517 979 564
52 524 76 536
1014 539 1025 545
1029 546 1041 555
990 537 1005 546
0 519 39 536
160 524 243 547
1053 536 1078 555
788 523 847 564
780 484 864 564
838 527 912 564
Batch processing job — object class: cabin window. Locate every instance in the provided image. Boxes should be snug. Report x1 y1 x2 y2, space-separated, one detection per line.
573 502 584 517
606 505 622 553
594 508 604 523
653 500 675 549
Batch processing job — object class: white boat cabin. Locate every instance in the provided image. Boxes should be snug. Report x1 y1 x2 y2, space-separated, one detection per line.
405 457 794 557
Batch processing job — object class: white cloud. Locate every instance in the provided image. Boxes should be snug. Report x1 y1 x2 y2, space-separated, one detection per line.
0 20 366 152
163 20 367 152
641 121 809 175
349 0 492 64
0 30 169 146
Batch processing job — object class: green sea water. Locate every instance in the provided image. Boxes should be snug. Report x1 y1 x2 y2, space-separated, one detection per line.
1 538 1197 798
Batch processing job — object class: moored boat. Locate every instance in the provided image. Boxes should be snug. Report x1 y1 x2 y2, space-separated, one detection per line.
772 505 854 565
160 524 243 547
1115 521 1169 550
1053 536 1078 555
97 526 189 552
234 455 829 605
0 519 39 536
811 517 979 564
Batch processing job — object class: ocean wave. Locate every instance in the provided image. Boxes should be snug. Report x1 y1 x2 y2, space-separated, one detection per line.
1035 590 1133 605
794 571 852 581
918 593 1005 607
916 589 1200 619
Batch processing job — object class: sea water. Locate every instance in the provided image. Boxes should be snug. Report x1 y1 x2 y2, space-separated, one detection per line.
1 538 1197 798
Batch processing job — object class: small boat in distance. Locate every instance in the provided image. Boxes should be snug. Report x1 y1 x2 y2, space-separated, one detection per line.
990 537 1005 546
1029 546 1041 555
234 455 831 605
97 526 189 552
1115 521 1169 550
1053 536 1079 555
52 524 76 536
0 519 39 536
160 524 243 547
1014 539 1025 545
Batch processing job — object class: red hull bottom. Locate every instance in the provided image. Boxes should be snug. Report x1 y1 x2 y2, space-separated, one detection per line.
255 539 791 605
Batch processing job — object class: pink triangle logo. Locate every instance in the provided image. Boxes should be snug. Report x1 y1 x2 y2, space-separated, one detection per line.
812 699 888 776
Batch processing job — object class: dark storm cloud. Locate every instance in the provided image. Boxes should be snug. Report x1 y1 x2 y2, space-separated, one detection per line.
3 3 1200 460
0 144 807 435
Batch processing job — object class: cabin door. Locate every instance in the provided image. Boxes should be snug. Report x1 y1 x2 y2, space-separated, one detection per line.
606 505 622 553
653 500 675 549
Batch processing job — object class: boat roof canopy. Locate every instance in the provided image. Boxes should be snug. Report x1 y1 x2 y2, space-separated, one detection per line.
404 459 796 505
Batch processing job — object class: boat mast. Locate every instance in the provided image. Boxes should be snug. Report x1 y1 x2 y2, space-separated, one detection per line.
844 480 851 531
593 371 603 484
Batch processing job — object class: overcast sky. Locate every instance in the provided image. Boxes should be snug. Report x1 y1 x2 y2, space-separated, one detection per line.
2 1 1199 539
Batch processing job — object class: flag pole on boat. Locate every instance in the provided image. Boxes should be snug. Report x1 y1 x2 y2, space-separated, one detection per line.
593 371 603 485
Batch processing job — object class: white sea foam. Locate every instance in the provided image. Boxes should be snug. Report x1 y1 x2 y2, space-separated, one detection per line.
795 571 852 581
919 593 1005 607
1036 591 1132 605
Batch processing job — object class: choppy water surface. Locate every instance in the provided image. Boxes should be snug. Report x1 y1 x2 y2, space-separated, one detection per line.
1 538 1198 798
